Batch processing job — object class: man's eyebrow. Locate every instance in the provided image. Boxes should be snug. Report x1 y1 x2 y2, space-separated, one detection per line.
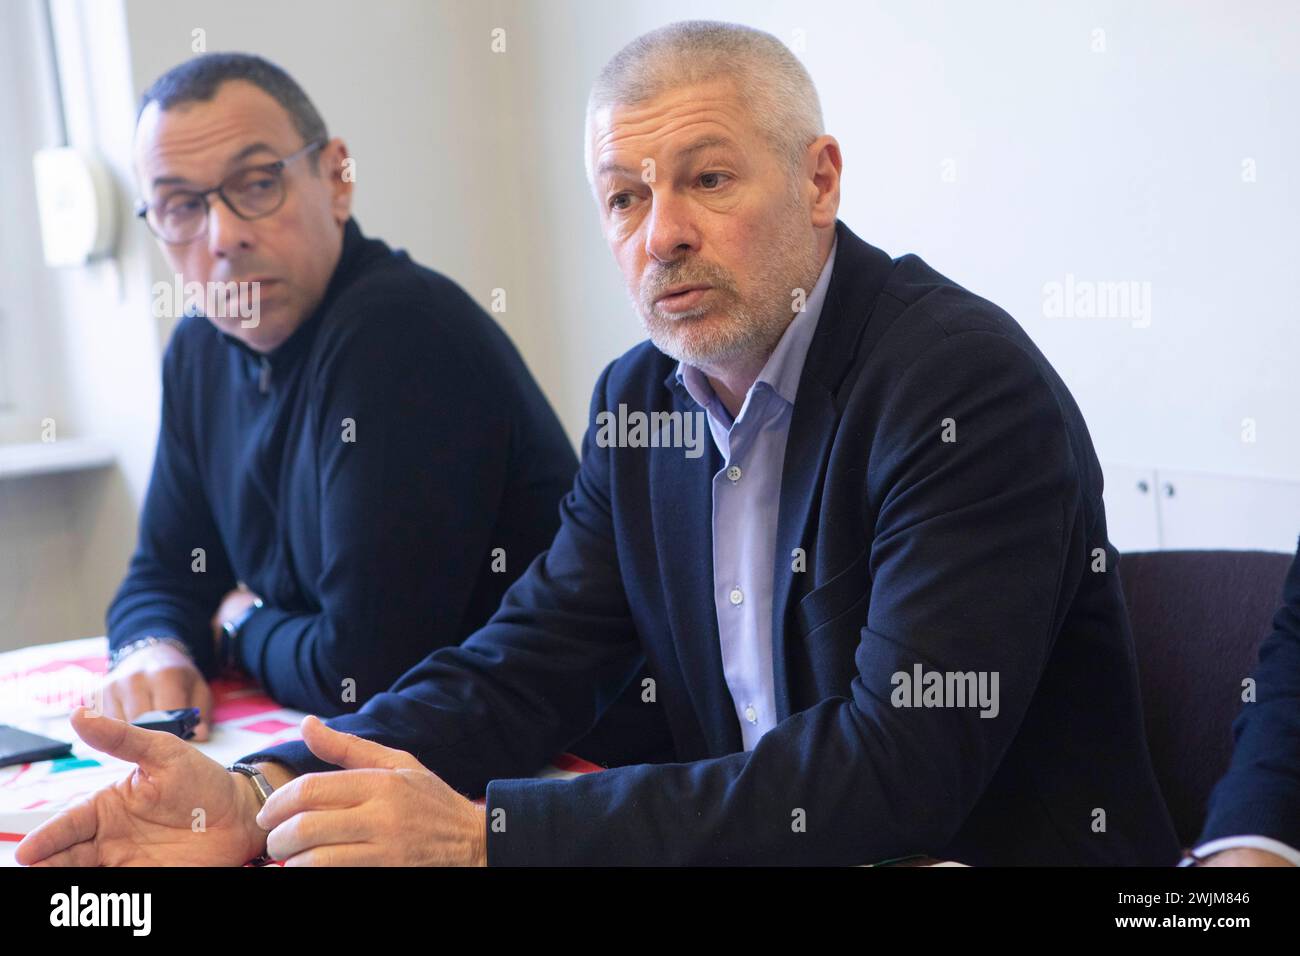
673 135 739 161
594 135 738 182
226 141 280 166
150 174 194 189
594 159 640 181
150 142 281 189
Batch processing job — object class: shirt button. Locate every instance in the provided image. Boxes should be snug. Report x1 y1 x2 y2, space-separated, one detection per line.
726 465 742 482
729 587 744 606
744 705 758 724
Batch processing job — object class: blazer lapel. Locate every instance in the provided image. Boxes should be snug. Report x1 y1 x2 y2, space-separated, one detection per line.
652 372 745 756
770 220 897 721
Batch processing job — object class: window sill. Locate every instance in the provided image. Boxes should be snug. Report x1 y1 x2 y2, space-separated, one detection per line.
0 439 114 480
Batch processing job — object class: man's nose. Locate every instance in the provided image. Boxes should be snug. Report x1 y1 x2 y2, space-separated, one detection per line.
644 191 700 263
206 195 256 258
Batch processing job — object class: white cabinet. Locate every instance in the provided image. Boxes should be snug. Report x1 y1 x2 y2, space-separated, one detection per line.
1154 469 1300 553
1100 463 1161 551
1102 461 1300 554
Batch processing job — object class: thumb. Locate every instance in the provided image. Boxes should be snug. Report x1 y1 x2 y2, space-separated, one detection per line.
69 705 171 768
192 680 214 742
298 715 421 771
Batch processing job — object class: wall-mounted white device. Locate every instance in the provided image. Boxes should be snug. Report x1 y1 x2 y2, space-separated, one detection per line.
32 146 118 266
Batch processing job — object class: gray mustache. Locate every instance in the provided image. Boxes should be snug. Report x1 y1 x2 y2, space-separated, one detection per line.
642 266 736 305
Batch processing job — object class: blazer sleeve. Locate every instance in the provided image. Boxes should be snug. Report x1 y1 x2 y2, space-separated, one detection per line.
483 331 1087 864
237 360 646 792
1197 541 1300 851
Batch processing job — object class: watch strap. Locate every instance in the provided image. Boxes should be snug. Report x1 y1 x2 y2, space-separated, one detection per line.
228 762 275 866
220 597 263 670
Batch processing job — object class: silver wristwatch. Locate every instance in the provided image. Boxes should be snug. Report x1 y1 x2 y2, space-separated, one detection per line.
228 762 276 866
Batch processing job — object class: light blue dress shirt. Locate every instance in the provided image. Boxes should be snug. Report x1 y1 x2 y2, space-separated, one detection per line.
675 239 838 750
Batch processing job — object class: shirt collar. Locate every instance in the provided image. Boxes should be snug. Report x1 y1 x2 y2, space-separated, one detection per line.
675 236 838 413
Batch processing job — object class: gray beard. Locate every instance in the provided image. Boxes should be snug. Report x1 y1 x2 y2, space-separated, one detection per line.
639 245 821 371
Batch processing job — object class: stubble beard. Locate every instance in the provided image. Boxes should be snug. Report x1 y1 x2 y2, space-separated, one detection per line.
632 189 822 374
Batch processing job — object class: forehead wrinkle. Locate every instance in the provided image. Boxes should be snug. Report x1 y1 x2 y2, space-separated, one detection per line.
137 101 296 187
594 108 746 178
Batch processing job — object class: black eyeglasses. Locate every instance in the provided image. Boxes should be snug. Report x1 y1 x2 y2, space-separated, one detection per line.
135 139 325 245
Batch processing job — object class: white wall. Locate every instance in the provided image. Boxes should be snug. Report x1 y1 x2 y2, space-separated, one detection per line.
5 0 1297 647
0 0 159 650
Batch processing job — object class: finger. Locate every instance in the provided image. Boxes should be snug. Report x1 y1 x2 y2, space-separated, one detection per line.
266 808 372 862
68 705 174 767
148 669 208 741
150 669 191 715
118 672 155 722
192 679 214 742
24 842 102 867
282 844 375 867
14 795 100 866
299 715 423 772
256 770 371 832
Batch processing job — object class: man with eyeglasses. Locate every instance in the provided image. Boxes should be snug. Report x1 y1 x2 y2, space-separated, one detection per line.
98 53 669 768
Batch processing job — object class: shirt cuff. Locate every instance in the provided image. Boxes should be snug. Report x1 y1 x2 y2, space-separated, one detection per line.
1179 835 1300 866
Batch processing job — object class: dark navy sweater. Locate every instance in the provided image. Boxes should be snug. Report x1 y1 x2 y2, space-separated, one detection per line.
107 218 580 718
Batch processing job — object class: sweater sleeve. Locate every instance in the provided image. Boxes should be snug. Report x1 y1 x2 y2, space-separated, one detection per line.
106 333 237 676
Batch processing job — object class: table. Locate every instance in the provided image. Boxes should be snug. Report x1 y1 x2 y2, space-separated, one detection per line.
0 637 600 866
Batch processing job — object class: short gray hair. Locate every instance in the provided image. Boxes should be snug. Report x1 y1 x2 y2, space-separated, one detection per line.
585 21 824 184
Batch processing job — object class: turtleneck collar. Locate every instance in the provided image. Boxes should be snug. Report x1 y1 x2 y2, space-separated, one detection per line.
215 217 368 392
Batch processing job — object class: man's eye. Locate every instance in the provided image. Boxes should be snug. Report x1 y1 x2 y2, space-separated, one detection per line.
608 192 633 211
699 172 728 189
231 176 276 197
164 197 203 217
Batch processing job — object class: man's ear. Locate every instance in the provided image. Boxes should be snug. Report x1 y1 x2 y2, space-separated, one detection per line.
805 135 842 230
321 137 354 225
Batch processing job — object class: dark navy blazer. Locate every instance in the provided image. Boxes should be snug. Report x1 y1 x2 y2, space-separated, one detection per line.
244 220 1181 866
